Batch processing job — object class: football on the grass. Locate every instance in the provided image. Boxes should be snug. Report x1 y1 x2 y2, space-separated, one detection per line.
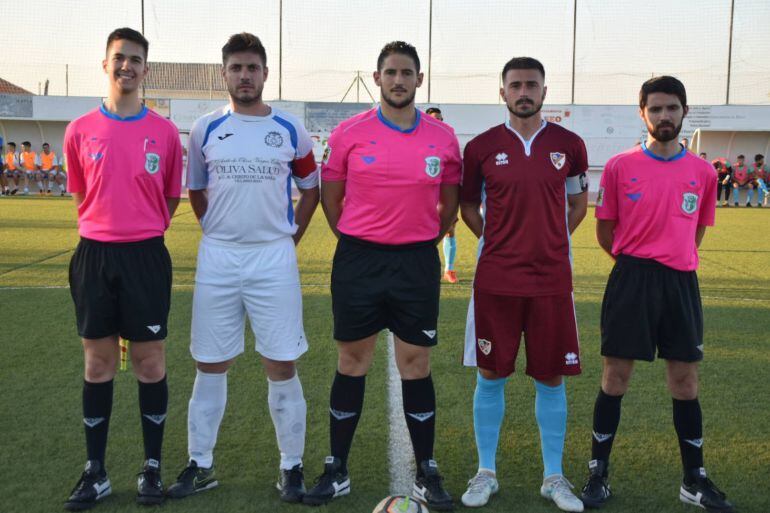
372 495 429 513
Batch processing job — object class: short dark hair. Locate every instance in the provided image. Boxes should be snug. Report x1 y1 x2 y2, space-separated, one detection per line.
106 27 148 59
222 33 267 66
377 41 420 73
42 142 49 146
639 75 687 109
21 141 30 147
755 154 764 162
8 142 15 148
737 154 745 159
425 107 442 115
699 152 707 157
502 57 545 81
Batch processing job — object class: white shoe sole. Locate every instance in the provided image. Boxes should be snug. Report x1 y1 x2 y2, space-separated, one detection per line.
541 486 585 512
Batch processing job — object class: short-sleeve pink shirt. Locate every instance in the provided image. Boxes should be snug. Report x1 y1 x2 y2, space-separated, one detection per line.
321 107 461 245
64 105 183 242
595 144 716 271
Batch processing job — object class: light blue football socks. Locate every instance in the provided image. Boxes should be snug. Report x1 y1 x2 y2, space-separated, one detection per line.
535 381 567 477
442 236 457 271
473 372 507 472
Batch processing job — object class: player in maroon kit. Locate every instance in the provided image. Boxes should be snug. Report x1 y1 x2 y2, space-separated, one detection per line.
459 57 588 512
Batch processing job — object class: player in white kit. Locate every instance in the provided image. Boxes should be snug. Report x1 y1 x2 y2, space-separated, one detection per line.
166 33 320 503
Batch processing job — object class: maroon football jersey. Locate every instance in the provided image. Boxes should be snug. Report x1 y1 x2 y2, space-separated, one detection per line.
461 121 588 296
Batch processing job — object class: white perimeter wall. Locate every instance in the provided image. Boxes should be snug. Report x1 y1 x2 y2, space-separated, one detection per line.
3 96 770 177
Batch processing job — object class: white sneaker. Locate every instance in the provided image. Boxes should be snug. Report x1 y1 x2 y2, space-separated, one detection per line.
541 475 584 512
461 469 499 507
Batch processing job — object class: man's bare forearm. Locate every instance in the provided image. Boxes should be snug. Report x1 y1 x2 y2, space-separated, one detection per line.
166 197 180 218
293 186 320 244
567 192 588 234
321 181 345 238
188 189 208 221
460 202 484 239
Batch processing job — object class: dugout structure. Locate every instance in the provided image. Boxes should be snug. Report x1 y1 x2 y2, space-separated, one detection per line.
690 129 770 163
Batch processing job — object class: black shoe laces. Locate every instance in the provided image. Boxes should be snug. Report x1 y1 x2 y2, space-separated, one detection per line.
423 471 445 491
698 477 727 500
71 471 100 495
285 467 303 488
312 467 339 487
175 464 198 482
138 468 162 488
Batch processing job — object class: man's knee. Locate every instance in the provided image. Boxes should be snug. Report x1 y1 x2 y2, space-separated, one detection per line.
601 360 634 395
337 345 373 376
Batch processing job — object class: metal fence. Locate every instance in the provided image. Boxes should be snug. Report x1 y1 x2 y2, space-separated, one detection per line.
1 0 768 105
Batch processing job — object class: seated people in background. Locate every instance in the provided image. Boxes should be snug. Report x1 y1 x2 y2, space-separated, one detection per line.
713 158 732 207
752 154 768 207
731 154 753 207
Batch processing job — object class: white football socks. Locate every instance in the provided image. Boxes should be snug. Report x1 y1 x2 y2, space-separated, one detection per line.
187 369 228 469
268 373 307 470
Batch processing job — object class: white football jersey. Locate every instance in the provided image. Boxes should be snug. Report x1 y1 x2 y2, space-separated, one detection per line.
186 106 318 244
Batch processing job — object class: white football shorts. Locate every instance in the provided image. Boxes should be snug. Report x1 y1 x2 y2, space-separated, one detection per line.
191 235 308 363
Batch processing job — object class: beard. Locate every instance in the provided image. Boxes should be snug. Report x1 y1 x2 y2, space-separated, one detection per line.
381 88 416 109
228 82 263 106
506 97 543 119
649 119 683 143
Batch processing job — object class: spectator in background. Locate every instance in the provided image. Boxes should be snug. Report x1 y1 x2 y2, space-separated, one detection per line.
753 154 768 207
680 137 689 149
19 141 39 195
713 158 732 207
699 152 707 160
38 142 58 195
3 142 20 195
0 142 6 195
731 154 754 207
427 106 460 284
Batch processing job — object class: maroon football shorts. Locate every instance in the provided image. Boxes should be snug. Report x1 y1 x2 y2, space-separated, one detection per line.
473 291 581 380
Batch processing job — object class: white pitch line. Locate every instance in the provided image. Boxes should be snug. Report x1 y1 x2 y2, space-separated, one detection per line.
386 330 415 495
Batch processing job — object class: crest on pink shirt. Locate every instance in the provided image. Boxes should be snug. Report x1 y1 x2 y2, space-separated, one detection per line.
681 192 698 214
145 153 160 174
424 156 441 178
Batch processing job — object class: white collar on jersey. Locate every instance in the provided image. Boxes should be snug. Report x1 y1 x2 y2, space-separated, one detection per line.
228 106 274 122
505 118 547 157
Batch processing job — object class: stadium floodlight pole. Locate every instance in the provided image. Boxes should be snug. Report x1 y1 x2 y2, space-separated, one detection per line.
570 0 577 104
141 0 146 100
725 0 734 104
427 0 433 102
279 0 283 100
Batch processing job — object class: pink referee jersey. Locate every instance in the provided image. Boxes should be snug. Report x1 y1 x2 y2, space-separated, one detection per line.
64 105 183 242
595 144 716 271
321 107 461 245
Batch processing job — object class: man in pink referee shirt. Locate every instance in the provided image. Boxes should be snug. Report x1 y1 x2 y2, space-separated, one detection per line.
303 41 460 510
63 28 183 511
580 76 735 513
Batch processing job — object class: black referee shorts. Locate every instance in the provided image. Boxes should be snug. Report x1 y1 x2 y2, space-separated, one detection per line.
69 236 172 342
600 255 703 362
331 234 440 346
